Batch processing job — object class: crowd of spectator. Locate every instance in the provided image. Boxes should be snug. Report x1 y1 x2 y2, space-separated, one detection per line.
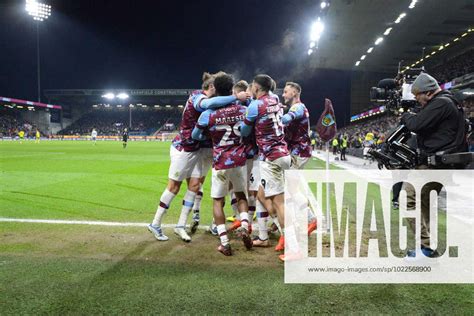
431 49 474 83
337 114 399 148
311 94 474 156
316 48 474 155
310 113 400 153
463 98 474 152
0 108 43 138
58 107 182 136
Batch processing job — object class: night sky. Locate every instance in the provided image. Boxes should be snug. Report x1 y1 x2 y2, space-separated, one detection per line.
0 0 352 126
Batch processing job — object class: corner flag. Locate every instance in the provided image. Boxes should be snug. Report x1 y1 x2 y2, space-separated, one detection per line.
316 98 337 142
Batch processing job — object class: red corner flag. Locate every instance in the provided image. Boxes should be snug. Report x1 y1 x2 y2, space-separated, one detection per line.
316 98 337 142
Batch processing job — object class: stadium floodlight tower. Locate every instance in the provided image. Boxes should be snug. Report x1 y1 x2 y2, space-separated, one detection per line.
25 0 52 103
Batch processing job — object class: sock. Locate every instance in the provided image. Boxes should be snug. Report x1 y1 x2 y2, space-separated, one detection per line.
176 190 196 228
217 224 229 246
152 189 176 227
192 189 203 221
240 212 249 230
230 192 240 219
273 215 282 234
256 201 269 240
248 195 256 225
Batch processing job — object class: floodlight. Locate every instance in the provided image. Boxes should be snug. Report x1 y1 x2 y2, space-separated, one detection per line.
102 93 115 99
409 0 417 9
310 18 324 42
117 93 129 99
395 13 406 24
25 1 51 22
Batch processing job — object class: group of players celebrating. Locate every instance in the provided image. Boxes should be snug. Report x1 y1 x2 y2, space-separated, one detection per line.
148 71 315 261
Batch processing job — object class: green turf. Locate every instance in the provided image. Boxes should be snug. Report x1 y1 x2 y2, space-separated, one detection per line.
1 140 206 222
1 223 472 314
0 140 327 223
1 140 472 314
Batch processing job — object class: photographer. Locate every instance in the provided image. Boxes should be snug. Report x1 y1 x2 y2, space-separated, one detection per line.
399 73 467 258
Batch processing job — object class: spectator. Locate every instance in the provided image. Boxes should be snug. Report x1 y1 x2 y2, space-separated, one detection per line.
431 49 474 83
58 107 182 136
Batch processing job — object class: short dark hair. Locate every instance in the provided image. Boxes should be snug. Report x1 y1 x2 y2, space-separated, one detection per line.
285 82 302 94
253 74 273 92
214 73 234 96
233 80 249 93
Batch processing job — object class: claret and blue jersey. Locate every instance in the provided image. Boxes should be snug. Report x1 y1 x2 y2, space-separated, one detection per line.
283 102 312 158
240 94 289 161
192 103 247 170
172 90 239 152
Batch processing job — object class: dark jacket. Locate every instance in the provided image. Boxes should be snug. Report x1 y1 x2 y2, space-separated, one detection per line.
401 90 465 154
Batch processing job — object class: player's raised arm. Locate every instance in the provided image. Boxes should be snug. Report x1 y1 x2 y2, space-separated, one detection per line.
282 103 305 125
191 110 211 141
194 91 248 112
240 99 259 137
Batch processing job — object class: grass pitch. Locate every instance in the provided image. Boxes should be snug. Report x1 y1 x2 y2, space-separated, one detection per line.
1 140 472 314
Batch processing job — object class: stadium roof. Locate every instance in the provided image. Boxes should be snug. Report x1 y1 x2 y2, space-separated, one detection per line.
45 89 195 98
1 96 61 110
44 89 196 107
312 0 474 72
43 88 283 107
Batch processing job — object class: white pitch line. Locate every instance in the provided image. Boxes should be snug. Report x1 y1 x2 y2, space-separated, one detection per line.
0 217 211 230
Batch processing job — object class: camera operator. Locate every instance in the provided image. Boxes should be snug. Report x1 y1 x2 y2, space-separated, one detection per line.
401 73 467 158
399 73 467 258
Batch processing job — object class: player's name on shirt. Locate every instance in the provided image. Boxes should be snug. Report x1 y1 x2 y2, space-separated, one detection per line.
265 104 280 113
215 114 245 125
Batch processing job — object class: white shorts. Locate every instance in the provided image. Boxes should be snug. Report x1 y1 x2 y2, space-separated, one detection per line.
290 155 310 170
191 148 213 178
211 165 247 198
247 158 260 192
260 155 291 197
168 146 200 182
